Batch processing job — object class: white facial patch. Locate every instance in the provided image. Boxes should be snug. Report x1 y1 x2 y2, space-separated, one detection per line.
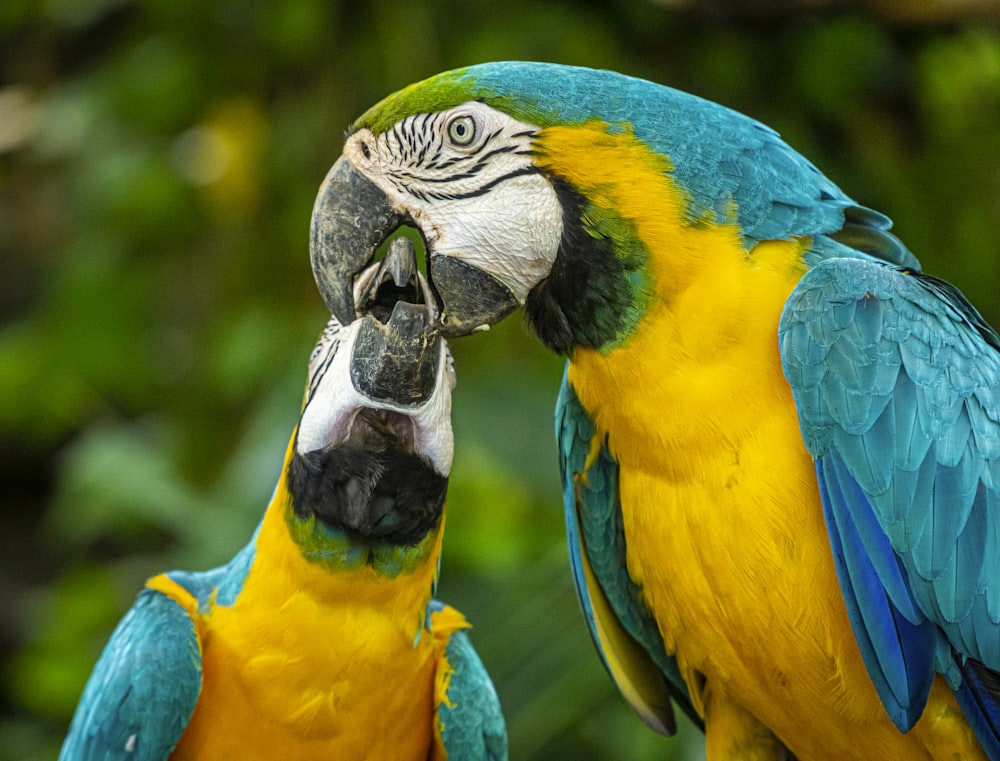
297 317 456 476
345 101 564 304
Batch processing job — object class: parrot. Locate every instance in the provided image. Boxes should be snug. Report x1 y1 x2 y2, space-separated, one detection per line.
306 61 1000 760
58 239 507 761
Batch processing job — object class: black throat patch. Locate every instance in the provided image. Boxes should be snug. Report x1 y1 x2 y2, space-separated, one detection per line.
524 177 647 355
287 445 447 546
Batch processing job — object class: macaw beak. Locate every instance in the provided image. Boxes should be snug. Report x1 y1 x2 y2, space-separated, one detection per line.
310 156 405 328
309 155 521 337
291 235 456 541
347 237 443 409
297 236 455 479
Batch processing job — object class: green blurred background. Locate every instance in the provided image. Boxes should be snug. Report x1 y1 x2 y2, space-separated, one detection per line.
2 0 1000 759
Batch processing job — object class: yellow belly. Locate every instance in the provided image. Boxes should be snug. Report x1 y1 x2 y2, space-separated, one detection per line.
616 412 980 759
169 600 440 761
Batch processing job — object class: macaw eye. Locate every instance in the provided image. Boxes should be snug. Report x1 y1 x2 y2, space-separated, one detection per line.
446 115 477 146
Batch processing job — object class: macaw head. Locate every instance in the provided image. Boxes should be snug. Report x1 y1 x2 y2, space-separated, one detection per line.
311 61 913 355
288 238 455 546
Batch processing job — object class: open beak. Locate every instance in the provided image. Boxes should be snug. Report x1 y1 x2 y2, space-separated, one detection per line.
297 237 455 478
289 236 456 544
309 155 521 337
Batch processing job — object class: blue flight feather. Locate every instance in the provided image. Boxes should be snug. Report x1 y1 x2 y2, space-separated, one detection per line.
816 452 936 729
955 657 1000 761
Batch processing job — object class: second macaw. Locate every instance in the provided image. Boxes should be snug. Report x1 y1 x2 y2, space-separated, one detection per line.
308 62 1000 759
58 242 507 761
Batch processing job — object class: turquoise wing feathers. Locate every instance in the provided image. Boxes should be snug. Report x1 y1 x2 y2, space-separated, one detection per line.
59 541 254 761
433 602 508 761
555 368 700 735
779 256 1000 752
58 586 202 761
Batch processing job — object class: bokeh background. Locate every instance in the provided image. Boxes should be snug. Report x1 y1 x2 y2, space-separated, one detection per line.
2 1 1000 759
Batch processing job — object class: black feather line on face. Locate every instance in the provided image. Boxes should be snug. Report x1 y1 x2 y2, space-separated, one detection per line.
524 177 635 355
287 446 447 546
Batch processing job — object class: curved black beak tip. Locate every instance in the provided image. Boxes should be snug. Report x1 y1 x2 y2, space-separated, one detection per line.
351 302 442 407
310 155 405 324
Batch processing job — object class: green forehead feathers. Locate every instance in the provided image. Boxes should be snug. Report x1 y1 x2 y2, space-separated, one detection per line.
352 66 571 135
353 68 479 134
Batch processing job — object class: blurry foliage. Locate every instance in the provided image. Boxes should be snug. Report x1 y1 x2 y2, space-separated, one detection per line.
0 1 999 759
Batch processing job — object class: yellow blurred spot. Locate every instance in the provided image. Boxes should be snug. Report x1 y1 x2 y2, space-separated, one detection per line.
173 126 231 186
0 86 41 154
172 98 270 219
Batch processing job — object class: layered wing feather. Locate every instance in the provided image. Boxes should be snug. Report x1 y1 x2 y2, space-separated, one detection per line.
779 257 1000 751
431 601 508 761
555 368 700 735
58 587 202 761
59 541 256 761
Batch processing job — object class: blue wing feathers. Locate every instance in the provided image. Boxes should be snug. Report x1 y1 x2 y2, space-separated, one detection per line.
831 203 913 266
891 381 934 477
936 410 974 467
832 415 893 492
912 450 978 581
819 453 937 728
821 455 924 623
60 541 258 761
974 592 1000 661
972 398 1000 463
780 256 1000 752
434 608 508 761
59 588 202 761
938 495 986 622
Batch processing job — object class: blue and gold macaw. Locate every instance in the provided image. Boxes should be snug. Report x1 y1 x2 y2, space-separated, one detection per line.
59 245 507 761
308 61 1000 759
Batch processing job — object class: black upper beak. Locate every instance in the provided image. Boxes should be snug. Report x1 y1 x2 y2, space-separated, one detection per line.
310 156 406 327
309 155 521 337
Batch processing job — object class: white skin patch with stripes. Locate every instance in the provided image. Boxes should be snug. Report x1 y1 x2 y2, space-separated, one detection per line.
344 101 563 304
